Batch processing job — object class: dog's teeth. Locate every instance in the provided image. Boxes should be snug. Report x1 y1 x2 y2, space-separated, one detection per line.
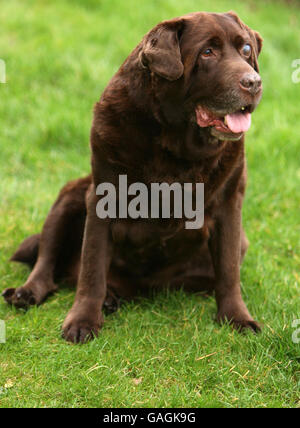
241 107 245 111
224 117 228 125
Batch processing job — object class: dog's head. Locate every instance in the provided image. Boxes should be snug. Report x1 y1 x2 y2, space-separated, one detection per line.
139 12 263 141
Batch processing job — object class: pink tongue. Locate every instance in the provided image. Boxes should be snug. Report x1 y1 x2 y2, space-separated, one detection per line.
225 112 251 134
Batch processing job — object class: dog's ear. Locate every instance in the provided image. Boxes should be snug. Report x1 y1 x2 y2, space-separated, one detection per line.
225 12 263 73
254 31 263 56
139 19 184 81
250 30 263 73
242 24 263 73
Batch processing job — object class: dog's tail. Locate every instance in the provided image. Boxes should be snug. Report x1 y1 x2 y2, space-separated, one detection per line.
10 234 40 268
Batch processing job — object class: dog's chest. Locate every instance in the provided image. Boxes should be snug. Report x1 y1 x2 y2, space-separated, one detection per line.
110 135 244 274
141 141 239 202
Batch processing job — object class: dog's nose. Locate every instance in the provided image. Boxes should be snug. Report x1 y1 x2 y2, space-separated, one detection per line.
240 73 262 96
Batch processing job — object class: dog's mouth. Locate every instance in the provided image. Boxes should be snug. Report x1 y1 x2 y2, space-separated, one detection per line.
195 105 252 139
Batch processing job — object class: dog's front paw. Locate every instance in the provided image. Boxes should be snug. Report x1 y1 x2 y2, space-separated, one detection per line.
62 307 104 344
221 316 261 333
217 298 261 333
62 318 102 343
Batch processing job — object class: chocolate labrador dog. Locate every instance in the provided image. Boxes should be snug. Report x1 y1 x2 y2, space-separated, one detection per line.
3 11 263 343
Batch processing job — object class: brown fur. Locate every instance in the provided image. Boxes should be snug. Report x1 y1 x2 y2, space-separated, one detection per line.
3 12 263 342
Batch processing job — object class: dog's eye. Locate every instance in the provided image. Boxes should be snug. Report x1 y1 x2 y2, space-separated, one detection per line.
202 48 214 57
242 43 251 57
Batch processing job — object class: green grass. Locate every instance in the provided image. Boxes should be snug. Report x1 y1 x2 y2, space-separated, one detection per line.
0 0 299 408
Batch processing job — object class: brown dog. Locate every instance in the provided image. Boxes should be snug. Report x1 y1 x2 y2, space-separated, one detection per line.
3 11 263 343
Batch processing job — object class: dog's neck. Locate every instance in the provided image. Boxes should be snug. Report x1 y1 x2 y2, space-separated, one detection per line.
158 121 233 163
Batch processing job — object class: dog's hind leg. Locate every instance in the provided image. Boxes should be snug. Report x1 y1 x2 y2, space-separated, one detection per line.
2 176 91 308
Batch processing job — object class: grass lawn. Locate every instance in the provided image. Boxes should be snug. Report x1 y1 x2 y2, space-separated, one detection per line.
0 0 299 408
